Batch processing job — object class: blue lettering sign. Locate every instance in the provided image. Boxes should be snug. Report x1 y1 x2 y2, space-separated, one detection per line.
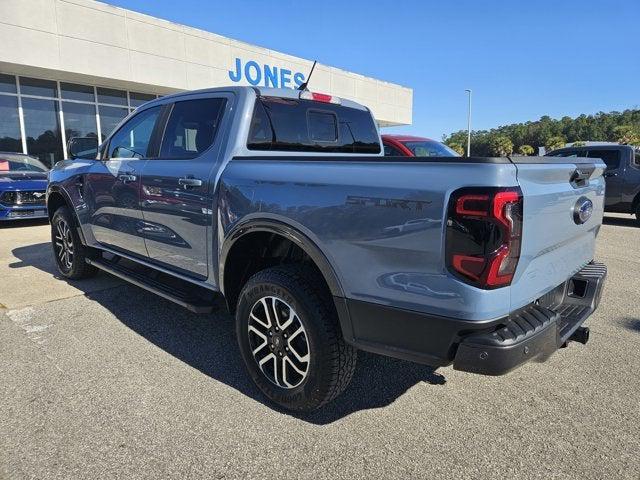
264 64 278 88
244 60 262 86
228 57 305 89
228 57 242 82
293 72 305 88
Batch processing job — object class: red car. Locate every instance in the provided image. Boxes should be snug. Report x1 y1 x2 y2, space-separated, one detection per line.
381 134 460 157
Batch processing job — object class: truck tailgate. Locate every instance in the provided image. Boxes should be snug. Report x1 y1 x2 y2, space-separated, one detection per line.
510 158 606 311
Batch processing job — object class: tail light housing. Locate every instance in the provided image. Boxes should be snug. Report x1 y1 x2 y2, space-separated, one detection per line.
445 187 523 289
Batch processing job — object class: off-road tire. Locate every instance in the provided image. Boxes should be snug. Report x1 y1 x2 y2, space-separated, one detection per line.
51 206 98 279
236 265 356 412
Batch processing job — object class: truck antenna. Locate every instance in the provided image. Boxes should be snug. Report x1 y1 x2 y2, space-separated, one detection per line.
297 61 317 91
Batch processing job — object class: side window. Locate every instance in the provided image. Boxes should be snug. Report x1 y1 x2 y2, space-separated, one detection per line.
586 149 621 169
108 106 161 159
634 150 640 167
159 98 226 159
384 144 404 156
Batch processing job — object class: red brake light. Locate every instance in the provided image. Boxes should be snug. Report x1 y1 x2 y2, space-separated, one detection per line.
446 187 523 289
299 90 341 104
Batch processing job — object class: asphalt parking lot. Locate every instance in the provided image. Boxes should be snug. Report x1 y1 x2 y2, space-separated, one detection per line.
1 216 639 479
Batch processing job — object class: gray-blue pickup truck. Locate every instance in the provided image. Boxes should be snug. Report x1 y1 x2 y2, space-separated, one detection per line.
47 86 607 411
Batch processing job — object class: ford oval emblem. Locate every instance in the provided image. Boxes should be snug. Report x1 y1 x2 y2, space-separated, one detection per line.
573 197 593 225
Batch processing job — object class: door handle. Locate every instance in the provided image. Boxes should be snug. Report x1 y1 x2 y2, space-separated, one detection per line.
603 171 618 178
118 174 137 183
178 177 203 189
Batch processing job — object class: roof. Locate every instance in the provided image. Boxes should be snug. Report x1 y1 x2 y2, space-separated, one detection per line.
381 134 434 142
142 85 368 111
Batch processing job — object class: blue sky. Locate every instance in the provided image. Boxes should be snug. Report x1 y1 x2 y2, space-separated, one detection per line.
108 0 639 139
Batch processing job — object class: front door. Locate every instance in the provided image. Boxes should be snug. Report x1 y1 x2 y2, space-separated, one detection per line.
586 148 624 207
140 94 229 279
83 105 162 256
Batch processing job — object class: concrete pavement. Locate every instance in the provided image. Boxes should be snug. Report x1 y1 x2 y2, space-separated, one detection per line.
1 216 639 479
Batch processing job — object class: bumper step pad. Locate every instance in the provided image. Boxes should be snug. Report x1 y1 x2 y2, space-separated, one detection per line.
453 261 607 375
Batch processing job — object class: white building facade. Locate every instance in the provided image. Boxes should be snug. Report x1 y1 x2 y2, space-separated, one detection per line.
0 0 413 166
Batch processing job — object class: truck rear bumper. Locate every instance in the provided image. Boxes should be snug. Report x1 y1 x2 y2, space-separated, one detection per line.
453 262 606 375
337 261 607 375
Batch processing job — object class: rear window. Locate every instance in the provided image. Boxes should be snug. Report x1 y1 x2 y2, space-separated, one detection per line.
247 97 381 154
586 149 620 169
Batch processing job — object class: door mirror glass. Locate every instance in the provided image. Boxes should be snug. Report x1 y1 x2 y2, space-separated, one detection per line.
67 136 99 160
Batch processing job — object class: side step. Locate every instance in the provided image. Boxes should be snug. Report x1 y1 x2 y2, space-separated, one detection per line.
86 257 217 314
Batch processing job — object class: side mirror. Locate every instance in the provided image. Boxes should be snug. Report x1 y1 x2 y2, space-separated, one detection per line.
67 136 99 160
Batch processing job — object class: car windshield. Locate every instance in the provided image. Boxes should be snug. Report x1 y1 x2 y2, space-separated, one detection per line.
402 140 459 157
0 153 49 173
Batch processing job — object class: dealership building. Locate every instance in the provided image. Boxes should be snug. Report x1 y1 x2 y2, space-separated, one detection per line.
0 0 413 166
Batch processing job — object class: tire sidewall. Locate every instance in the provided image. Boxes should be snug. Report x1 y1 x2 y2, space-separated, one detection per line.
51 207 82 278
236 273 333 411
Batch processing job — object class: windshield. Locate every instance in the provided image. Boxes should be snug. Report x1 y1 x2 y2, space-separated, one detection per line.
402 140 459 157
0 153 50 173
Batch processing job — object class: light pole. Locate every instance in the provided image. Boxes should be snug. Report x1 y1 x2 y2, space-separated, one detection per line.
465 89 472 157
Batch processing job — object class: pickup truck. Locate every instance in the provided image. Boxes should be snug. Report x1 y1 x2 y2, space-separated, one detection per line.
547 144 640 225
47 86 607 412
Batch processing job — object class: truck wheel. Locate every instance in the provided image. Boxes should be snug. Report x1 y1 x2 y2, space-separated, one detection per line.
51 206 98 279
235 265 356 412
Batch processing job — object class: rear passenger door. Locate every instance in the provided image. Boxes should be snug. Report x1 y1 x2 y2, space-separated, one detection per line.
585 148 624 207
139 94 230 279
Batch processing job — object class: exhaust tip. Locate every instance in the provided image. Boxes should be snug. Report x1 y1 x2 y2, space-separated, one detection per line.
570 326 590 345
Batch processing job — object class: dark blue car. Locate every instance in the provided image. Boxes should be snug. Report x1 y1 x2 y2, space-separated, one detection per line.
0 152 49 222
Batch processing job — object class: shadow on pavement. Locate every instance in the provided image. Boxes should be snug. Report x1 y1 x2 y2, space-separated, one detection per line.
602 215 638 228
619 317 640 334
11 242 447 424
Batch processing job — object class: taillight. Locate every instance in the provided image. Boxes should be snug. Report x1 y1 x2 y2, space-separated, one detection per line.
299 90 341 104
446 187 523 289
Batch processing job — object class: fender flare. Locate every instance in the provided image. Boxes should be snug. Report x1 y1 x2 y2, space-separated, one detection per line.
47 185 88 245
218 219 345 299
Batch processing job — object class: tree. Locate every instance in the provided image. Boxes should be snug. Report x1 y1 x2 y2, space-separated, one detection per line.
441 108 640 155
572 141 586 147
518 145 534 156
446 142 465 156
544 135 566 152
488 135 513 156
613 125 640 145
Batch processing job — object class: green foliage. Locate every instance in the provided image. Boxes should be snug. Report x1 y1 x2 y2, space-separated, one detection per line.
518 144 534 156
446 141 465 156
572 141 586 147
613 125 640 145
545 135 566 151
443 109 640 157
488 135 513 156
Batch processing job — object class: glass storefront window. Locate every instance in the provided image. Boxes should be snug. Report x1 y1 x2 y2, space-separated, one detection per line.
0 74 17 94
63 102 98 140
99 105 129 141
130 92 156 107
22 97 63 167
97 87 127 106
0 72 158 157
20 77 58 98
0 95 22 152
61 82 95 102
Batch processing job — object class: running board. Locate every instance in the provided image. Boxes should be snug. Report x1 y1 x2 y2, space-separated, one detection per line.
86 257 216 314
